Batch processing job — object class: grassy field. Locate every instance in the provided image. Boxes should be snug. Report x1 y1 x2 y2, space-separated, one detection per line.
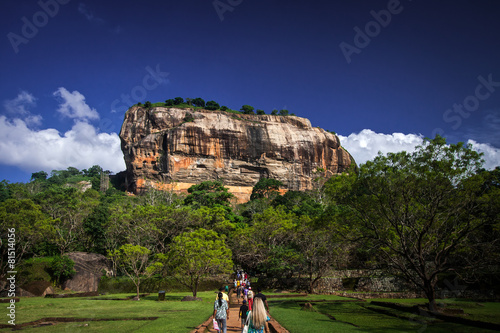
1 292 499 332
0 292 216 332
268 294 500 333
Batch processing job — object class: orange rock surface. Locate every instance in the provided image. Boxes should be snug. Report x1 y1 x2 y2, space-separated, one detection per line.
120 107 353 202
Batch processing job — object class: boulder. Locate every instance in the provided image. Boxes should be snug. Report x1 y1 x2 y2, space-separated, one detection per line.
62 252 113 292
19 281 54 297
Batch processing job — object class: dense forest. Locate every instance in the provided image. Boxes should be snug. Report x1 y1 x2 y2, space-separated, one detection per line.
1 136 499 310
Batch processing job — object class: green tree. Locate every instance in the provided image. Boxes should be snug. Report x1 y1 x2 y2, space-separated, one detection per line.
250 178 283 201
165 99 175 106
31 171 48 182
295 220 349 293
256 109 265 115
166 228 233 297
192 97 205 108
241 105 254 114
196 206 235 236
109 244 163 300
279 109 289 116
174 97 184 105
332 136 490 311
35 186 100 254
0 199 56 279
83 202 109 254
82 165 102 178
184 181 234 209
272 190 323 217
271 109 278 115
220 106 229 111
205 100 220 110
0 180 10 202
232 206 298 274
48 255 76 287
144 101 152 108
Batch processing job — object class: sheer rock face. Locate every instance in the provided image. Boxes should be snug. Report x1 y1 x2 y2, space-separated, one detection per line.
120 106 353 202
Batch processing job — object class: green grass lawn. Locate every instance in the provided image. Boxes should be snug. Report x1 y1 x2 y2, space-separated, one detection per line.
267 294 500 333
2 292 498 332
0 292 216 333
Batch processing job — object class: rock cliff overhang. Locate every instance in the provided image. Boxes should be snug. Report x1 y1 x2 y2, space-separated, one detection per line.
119 106 353 202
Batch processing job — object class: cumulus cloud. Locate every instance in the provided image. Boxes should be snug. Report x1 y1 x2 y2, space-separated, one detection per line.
338 129 424 165
4 91 36 115
1 89 124 174
0 116 125 173
468 140 500 170
54 87 99 120
338 129 500 170
3 91 42 127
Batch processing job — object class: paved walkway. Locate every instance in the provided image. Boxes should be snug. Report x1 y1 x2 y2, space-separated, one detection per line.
208 290 256 333
193 290 289 333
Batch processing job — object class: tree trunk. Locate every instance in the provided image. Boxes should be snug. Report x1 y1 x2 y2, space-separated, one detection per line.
424 280 437 312
136 280 140 300
193 277 199 297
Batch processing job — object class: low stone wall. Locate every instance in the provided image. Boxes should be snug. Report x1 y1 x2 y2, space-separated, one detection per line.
332 291 423 299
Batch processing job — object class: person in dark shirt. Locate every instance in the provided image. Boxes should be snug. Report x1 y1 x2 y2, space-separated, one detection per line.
253 288 269 312
239 300 249 329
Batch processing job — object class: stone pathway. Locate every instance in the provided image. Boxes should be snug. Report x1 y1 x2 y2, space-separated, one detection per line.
192 290 289 333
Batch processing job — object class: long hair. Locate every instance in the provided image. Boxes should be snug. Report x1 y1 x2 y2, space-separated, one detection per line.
251 298 266 329
218 292 223 307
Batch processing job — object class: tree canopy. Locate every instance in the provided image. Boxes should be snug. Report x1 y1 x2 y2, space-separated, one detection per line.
328 136 493 310
166 228 232 297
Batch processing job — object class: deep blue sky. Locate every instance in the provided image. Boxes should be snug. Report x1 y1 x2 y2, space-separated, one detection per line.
1 0 500 183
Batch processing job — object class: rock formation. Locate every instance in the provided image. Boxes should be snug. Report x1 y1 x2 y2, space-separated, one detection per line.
120 107 353 202
62 252 113 292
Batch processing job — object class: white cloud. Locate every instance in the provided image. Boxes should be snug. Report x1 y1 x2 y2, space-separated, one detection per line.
338 129 424 165
339 129 500 170
1 89 123 174
468 140 500 170
3 91 42 127
0 116 125 174
54 87 99 120
3 91 36 115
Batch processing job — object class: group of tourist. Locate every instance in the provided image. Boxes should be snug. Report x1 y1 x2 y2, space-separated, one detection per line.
212 271 270 333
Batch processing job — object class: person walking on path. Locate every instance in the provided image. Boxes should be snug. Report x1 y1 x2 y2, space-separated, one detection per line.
253 288 269 313
247 287 254 310
239 299 249 329
215 287 229 302
236 285 241 304
213 292 229 333
246 298 270 333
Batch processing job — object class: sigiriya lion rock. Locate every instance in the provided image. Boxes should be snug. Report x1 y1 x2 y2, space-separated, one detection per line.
120 106 354 202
